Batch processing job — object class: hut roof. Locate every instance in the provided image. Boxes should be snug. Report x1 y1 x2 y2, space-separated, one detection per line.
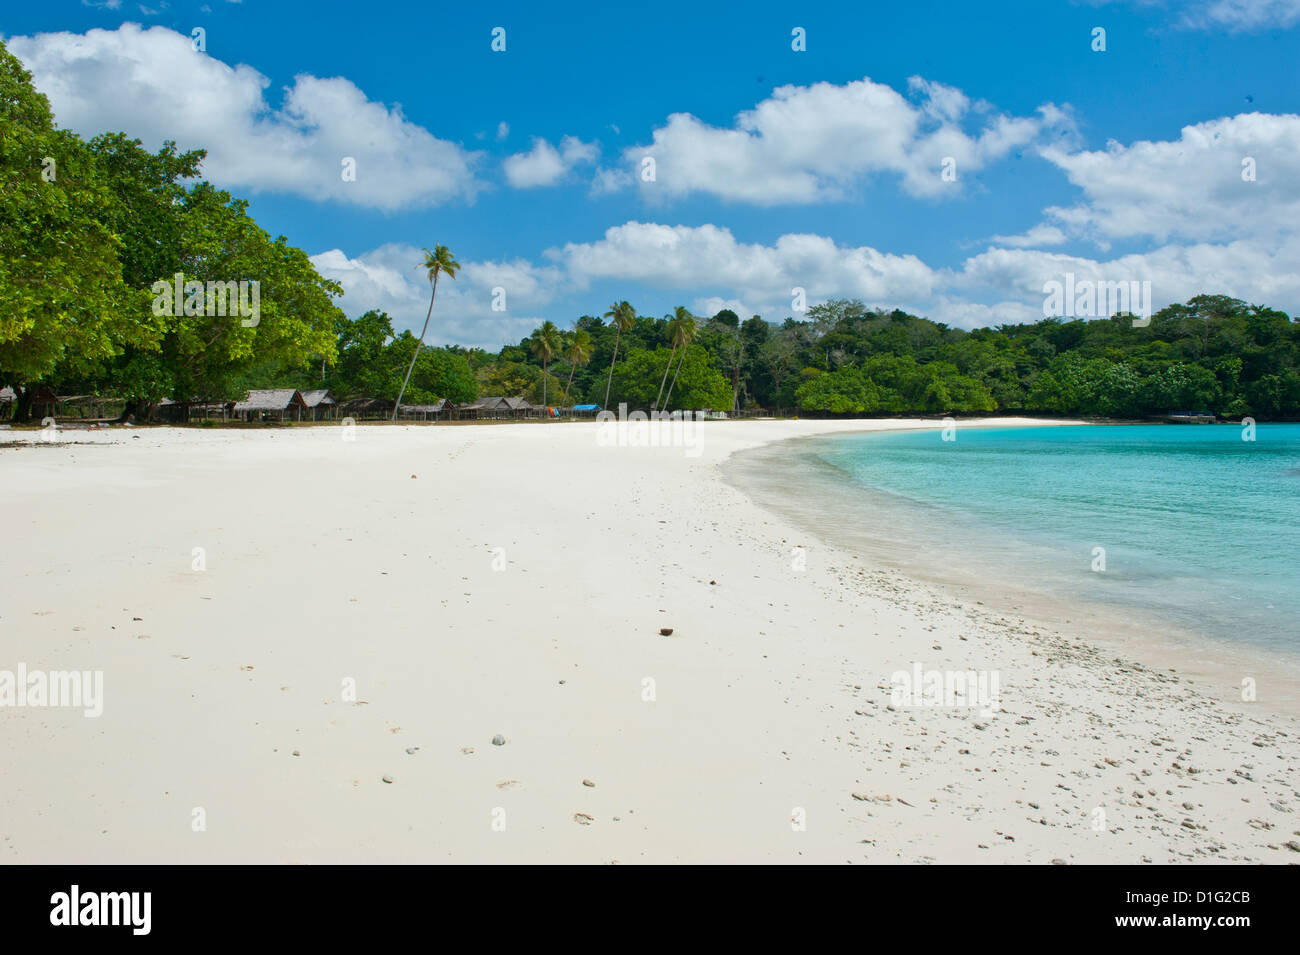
339 396 394 411
301 389 336 408
502 396 533 410
398 399 449 413
233 389 305 412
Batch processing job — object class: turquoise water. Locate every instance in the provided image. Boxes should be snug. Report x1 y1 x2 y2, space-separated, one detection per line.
770 424 1300 652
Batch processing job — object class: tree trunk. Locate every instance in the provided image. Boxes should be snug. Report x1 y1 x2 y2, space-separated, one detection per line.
654 345 676 410
664 348 687 410
393 272 438 420
602 327 621 409
563 363 576 407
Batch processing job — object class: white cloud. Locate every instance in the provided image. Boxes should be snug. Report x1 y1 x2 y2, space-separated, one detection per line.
496 121 509 141
987 224 1070 248
952 236 1300 319
1189 0 1300 30
1036 112 1300 244
8 24 484 211
612 75 1068 205
553 221 939 317
502 135 599 188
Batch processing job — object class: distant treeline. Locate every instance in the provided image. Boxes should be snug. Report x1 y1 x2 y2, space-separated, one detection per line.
3 39 1297 423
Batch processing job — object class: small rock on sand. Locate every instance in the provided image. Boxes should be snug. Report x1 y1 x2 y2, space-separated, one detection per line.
491 734 506 746
583 779 596 787
573 813 594 825
381 775 393 784
659 628 674 636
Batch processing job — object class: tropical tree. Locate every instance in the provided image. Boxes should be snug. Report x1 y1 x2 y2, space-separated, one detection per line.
561 328 593 406
654 306 692 410
601 300 636 409
610 346 733 411
662 311 698 409
529 320 562 408
393 244 460 420
0 42 147 421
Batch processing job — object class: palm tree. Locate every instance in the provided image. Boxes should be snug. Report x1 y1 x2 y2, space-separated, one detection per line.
561 328 594 407
601 300 636 409
393 245 460 420
662 311 698 410
529 320 562 410
655 306 692 410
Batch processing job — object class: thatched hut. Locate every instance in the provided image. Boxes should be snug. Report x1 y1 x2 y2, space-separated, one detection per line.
232 389 308 422
459 396 537 420
396 399 454 421
301 389 338 421
338 397 394 420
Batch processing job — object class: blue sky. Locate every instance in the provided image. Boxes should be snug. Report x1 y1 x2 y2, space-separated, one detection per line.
5 0 1299 347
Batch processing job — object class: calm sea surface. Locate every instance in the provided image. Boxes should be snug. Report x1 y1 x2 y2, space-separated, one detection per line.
730 424 1300 653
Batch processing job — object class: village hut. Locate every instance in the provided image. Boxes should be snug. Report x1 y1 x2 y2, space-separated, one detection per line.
301 389 338 421
232 389 308 422
337 396 394 420
396 399 453 422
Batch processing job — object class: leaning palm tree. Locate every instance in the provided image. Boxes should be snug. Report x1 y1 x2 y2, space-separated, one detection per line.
601 300 636 409
561 328 594 407
654 306 692 410
393 245 460 420
529 320 562 410
662 312 698 410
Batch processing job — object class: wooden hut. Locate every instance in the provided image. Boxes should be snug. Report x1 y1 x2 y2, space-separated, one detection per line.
232 389 308 422
301 389 338 421
338 397 394 421
396 399 452 422
458 396 537 420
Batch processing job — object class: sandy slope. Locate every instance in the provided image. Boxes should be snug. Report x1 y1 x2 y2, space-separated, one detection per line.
1 417 1296 864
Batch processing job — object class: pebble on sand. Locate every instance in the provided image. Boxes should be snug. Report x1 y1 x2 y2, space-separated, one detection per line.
659 628 674 636
491 734 506 746
382 775 393 784
583 779 595 787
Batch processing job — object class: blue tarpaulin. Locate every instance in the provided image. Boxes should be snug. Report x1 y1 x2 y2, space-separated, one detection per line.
572 404 601 412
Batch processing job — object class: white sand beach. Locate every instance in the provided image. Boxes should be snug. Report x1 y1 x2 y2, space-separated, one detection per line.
2 418 1297 864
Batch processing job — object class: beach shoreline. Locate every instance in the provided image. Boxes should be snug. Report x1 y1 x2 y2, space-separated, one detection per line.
2 419 1297 864
722 425 1300 721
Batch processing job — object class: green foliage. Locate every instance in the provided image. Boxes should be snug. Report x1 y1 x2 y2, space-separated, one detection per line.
0 41 145 398
611 346 733 411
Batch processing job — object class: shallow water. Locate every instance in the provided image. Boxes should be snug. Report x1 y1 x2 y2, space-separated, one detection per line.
727 423 1300 655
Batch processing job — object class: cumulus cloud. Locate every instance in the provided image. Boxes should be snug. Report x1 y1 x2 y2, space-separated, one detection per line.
502 136 599 188
8 24 484 211
553 222 939 313
1035 112 1300 244
1185 0 1300 30
954 236 1300 320
609 75 1069 205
